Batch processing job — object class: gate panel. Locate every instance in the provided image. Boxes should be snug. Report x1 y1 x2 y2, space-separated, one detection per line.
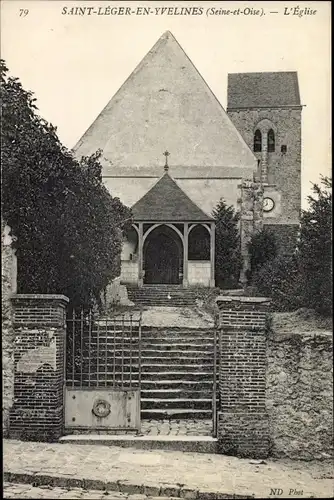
65 389 140 430
65 310 142 432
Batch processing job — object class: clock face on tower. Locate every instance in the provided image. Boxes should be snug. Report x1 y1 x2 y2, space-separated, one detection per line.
263 197 275 213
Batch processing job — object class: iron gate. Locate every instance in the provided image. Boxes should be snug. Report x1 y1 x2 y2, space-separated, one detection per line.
64 310 142 432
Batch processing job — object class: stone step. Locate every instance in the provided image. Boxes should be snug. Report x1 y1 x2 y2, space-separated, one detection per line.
141 364 214 372
141 380 214 390
142 371 214 381
130 295 196 298
60 434 218 454
141 339 215 347
138 303 195 307
66 380 217 389
141 409 212 419
142 343 214 349
141 389 214 399
128 292 197 297
141 328 214 336
141 398 212 410
142 357 214 365
141 349 213 357
68 371 215 382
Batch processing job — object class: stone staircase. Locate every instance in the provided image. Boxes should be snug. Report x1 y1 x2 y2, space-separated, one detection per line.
127 285 201 307
140 327 218 420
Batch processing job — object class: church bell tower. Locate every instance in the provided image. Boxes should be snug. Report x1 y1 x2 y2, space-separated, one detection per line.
227 71 302 253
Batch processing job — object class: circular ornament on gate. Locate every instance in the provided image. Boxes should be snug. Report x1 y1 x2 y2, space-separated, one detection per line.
92 399 111 418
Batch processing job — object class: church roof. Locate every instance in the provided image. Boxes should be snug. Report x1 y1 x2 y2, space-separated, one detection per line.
131 172 213 222
74 31 256 171
227 72 301 108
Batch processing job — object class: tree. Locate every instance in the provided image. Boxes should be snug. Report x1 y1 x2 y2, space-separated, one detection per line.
247 227 277 283
212 199 241 288
297 176 332 315
251 253 303 311
1 59 132 310
251 177 332 316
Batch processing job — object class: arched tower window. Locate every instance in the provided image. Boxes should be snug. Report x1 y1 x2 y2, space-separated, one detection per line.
268 129 275 152
253 129 262 152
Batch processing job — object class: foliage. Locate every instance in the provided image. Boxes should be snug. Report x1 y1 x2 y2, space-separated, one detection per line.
212 199 241 288
297 176 332 315
252 177 332 316
247 227 278 282
251 253 303 311
1 59 132 311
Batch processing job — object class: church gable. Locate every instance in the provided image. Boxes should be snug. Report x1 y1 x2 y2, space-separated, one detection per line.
74 31 256 171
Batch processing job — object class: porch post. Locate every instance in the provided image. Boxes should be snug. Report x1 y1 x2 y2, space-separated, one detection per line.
183 222 189 287
210 221 215 288
138 222 143 287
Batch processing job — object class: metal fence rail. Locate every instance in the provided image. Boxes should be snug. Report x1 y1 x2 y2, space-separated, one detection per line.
212 327 218 437
66 310 142 391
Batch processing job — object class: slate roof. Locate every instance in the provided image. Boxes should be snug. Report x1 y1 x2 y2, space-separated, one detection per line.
227 72 301 108
131 172 213 222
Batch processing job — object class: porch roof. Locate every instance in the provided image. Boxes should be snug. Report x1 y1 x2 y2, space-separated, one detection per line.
131 172 213 222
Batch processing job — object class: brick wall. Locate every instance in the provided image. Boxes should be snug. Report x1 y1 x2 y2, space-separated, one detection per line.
9 294 69 442
216 296 271 458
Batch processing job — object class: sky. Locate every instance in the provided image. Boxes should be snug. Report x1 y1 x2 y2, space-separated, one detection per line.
1 0 331 207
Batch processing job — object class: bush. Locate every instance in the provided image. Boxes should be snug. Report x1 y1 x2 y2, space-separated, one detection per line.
251 254 303 311
247 227 278 283
251 177 332 316
297 176 332 316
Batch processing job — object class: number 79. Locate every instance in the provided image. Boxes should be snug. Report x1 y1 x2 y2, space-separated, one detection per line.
19 9 29 17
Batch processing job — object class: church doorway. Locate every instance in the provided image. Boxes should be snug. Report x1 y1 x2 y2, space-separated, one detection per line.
143 225 183 285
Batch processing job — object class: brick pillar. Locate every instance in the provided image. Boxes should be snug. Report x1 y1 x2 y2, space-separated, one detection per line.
216 296 271 458
9 294 69 442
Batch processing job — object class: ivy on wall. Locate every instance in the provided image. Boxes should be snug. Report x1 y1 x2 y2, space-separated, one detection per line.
1 59 132 310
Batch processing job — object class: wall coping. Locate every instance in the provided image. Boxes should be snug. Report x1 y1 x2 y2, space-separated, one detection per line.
216 296 271 304
11 294 69 303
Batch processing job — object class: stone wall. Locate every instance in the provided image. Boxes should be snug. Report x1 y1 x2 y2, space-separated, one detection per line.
121 260 138 284
188 261 211 287
2 222 17 436
228 107 301 226
267 330 333 460
239 180 264 284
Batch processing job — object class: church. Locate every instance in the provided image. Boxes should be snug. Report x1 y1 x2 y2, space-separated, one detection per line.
74 31 302 289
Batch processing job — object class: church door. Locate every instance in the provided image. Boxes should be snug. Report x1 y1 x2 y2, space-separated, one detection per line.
144 232 181 284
